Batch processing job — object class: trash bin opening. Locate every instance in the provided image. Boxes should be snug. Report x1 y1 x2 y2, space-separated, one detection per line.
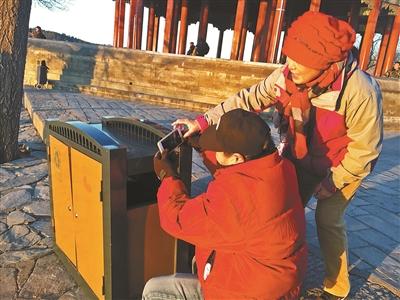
126 172 160 209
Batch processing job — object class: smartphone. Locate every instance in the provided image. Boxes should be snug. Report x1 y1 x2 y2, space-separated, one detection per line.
157 128 184 153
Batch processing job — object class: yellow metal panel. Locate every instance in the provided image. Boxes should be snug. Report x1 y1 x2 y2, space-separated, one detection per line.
127 204 176 298
70 148 104 300
49 136 76 266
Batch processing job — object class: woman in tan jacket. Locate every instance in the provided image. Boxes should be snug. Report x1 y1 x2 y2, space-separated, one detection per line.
174 11 383 300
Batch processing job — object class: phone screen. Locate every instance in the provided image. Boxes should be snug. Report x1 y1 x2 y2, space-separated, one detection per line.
159 129 183 152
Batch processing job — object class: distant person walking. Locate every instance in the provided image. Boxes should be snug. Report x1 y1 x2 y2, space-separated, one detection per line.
31 26 46 39
186 42 196 55
187 40 210 57
36 60 49 89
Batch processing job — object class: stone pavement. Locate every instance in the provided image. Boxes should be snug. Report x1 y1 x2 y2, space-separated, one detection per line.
0 88 398 299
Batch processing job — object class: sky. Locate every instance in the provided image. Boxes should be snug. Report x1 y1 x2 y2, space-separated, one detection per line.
29 0 116 46
29 0 256 61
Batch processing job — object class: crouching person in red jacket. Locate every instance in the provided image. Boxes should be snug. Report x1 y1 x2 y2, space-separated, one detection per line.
143 109 307 300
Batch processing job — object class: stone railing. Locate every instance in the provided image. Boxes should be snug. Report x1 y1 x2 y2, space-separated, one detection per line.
25 39 399 123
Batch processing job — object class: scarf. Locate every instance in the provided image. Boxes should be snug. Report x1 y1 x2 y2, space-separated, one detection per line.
276 60 346 159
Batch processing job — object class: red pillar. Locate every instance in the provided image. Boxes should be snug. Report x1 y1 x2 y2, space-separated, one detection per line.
128 0 136 49
153 15 160 51
238 14 248 61
147 0 155 50
113 0 120 47
374 15 394 76
198 0 209 42
309 0 321 12
264 0 277 61
266 0 286 63
348 0 361 31
359 0 382 70
117 0 126 47
135 0 144 49
178 0 189 54
382 13 400 75
163 0 175 52
231 0 247 60
252 0 269 62
171 0 180 53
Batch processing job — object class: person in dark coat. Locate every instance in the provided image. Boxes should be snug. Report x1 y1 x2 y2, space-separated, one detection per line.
195 39 210 57
31 26 47 39
36 60 49 88
187 42 196 55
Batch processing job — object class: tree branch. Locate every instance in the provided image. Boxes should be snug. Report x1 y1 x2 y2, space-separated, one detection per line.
34 0 72 11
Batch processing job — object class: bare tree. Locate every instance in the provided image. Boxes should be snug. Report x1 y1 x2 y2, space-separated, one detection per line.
0 0 68 163
367 34 383 70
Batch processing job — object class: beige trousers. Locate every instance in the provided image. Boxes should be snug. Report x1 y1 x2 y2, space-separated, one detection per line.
297 166 361 297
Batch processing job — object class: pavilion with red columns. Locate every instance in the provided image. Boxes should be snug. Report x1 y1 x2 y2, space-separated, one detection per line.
113 0 399 77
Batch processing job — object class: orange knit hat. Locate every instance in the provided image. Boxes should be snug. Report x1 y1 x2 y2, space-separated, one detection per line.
282 11 356 70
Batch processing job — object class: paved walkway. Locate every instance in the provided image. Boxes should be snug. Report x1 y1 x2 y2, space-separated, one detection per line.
0 88 399 299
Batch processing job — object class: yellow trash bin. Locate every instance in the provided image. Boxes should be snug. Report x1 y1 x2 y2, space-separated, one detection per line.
45 117 193 300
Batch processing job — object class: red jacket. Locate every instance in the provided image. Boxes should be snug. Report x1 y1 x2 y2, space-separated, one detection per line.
157 151 307 299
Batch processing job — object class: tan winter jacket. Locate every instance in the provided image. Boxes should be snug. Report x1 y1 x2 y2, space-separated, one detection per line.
201 65 383 189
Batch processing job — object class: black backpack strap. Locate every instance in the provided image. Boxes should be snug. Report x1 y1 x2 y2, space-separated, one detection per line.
335 59 355 111
306 105 316 147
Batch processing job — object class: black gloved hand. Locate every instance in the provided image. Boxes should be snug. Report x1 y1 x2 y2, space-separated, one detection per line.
153 151 178 181
187 134 203 152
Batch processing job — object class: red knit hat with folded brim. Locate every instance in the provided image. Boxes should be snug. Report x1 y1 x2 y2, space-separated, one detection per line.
282 11 356 70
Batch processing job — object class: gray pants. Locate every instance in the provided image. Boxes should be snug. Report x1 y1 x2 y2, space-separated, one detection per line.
142 273 203 300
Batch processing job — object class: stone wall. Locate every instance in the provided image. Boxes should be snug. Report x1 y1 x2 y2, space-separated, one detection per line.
25 39 399 120
24 39 277 111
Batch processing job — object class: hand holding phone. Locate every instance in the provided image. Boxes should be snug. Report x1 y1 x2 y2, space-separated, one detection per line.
172 119 200 138
157 128 184 153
